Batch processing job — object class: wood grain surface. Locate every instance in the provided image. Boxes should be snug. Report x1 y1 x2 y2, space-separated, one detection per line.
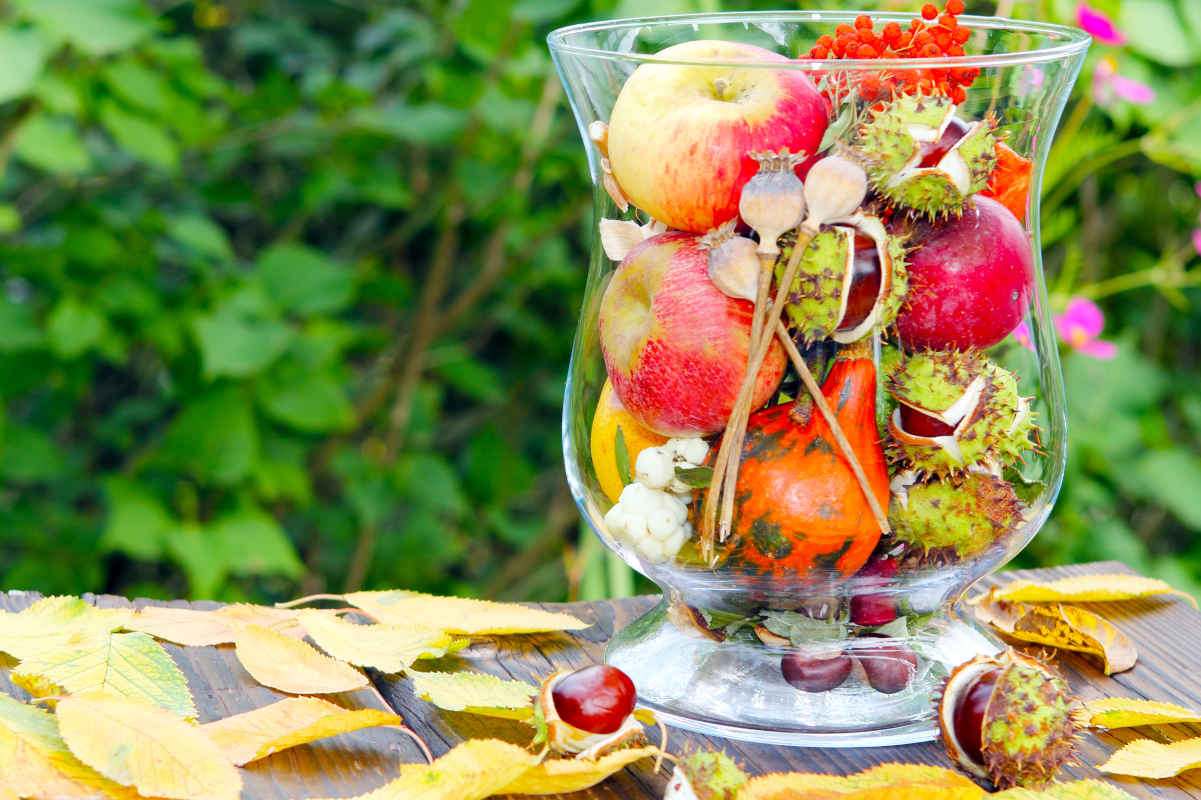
3 561 1200 799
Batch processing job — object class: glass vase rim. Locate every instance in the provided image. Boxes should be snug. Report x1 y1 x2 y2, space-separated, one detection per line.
548 11 1091 70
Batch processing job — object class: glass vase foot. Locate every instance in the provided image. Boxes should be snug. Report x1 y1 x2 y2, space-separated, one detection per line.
606 595 1002 747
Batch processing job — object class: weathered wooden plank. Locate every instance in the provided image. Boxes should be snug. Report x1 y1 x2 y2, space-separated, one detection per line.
3 561 1200 798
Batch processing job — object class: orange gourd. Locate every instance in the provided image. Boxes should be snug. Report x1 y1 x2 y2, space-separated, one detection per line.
723 346 889 584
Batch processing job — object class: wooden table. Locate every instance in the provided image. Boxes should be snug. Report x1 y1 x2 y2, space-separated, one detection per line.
3 561 1199 799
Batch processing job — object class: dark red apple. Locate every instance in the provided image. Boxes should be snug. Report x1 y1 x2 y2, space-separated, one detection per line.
896 196 1034 350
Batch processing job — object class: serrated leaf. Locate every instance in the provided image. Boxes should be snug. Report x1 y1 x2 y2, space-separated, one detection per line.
308 738 538 800
614 425 632 487
299 611 459 673
0 693 143 800
409 670 536 719
125 606 238 647
0 596 131 661
1098 736 1201 779
199 696 405 766
1014 779 1140 800
971 596 1137 674
216 603 329 638
344 590 588 635
1084 697 1201 729
741 762 984 799
56 693 241 800
501 746 659 795
234 624 368 694
674 465 713 489
14 631 196 718
977 574 1196 607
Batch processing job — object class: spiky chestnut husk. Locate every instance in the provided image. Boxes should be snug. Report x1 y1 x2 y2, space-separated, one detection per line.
856 94 997 218
535 669 646 759
775 214 908 344
889 471 1024 561
938 649 1082 789
885 350 1036 479
664 749 748 800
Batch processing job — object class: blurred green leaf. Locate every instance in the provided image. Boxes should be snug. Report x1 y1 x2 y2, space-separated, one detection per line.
348 103 467 144
101 478 171 560
0 298 44 352
16 0 155 56
257 243 354 316
164 213 235 262
255 366 354 433
1120 0 1199 67
211 506 303 579
0 424 64 482
99 100 178 169
159 388 258 485
166 523 225 599
191 303 293 379
13 112 91 174
47 297 108 358
1129 450 1201 530
0 204 22 234
103 58 171 115
0 27 48 104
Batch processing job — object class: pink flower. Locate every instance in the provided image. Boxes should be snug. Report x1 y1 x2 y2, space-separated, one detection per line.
1092 57 1155 106
1010 320 1035 351
1192 229 1201 258
1055 297 1117 359
1076 3 1126 45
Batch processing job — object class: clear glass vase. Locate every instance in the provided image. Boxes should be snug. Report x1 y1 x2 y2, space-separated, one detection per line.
550 11 1088 746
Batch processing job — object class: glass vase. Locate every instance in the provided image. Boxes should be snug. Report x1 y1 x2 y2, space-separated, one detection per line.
550 11 1088 746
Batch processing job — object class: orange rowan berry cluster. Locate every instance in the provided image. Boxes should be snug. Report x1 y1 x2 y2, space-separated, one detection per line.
808 0 978 105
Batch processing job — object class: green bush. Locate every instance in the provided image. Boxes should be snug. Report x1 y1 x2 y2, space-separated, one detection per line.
0 0 1198 602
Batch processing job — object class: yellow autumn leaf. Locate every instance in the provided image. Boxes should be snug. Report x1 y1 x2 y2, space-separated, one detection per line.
1040 780 1140 800
1097 736 1201 778
200 696 406 765
56 692 242 800
972 598 1137 674
217 603 340 638
344 590 589 635
1083 697 1201 729
976 575 1196 607
10 669 64 704
234 623 368 694
0 595 131 660
741 763 985 800
0 692 144 800
299 610 460 673
500 746 659 795
306 738 540 800
124 606 238 646
409 670 537 719
13 630 196 718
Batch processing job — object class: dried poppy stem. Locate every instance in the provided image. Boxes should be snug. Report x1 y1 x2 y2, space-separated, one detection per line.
700 232 812 561
774 322 891 537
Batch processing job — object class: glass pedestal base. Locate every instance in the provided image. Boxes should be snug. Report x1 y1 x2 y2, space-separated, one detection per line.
606 596 1001 747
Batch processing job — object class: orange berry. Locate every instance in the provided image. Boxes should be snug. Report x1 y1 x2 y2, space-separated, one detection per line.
856 43 878 58
953 26 971 43
913 30 933 46
811 45 829 58
817 34 835 48
946 0 965 14
911 18 924 30
948 43 965 56
922 4 939 19
934 31 952 49
940 13 958 28
855 14 873 30
951 86 966 104
921 43 940 57
836 23 856 37
883 22 903 42
898 31 913 48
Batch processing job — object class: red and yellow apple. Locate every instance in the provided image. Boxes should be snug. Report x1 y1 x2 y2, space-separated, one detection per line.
599 231 786 437
606 40 829 234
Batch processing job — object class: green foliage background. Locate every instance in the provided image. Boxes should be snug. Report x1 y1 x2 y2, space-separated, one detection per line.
0 0 1197 603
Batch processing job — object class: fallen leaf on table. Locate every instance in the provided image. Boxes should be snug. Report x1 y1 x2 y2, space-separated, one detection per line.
56 692 241 800
13 630 196 718
0 596 132 660
971 598 1137 674
305 738 539 800
0 692 144 800
500 745 659 795
124 606 238 646
409 670 537 720
299 610 461 673
971 575 1196 607
1097 736 1201 778
344 590 589 635
217 603 337 638
200 696 406 765
1083 697 1201 729
234 623 368 694
1032 780 1139 799
740 763 985 799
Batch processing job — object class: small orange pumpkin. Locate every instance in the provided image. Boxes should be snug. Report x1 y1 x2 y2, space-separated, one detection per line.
722 346 889 584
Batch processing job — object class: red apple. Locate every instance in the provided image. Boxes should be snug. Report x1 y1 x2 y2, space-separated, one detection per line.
896 196 1035 351
599 231 786 437
606 40 829 234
